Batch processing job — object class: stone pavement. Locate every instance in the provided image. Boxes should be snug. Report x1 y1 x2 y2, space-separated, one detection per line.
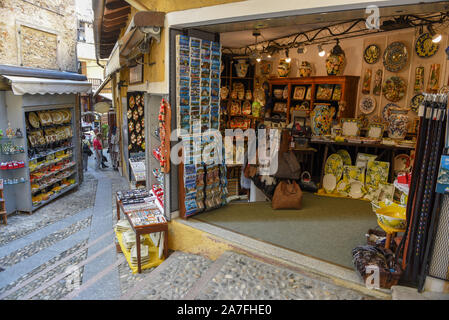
0 155 387 300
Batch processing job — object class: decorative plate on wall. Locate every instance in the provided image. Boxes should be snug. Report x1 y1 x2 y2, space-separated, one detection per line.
410 93 424 113
383 41 408 72
415 33 439 58
382 76 406 102
359 96 376 114
364 44 380 64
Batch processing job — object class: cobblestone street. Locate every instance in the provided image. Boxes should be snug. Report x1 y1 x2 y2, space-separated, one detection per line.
0 157 380 300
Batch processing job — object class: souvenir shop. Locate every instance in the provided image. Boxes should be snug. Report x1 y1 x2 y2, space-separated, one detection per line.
167 4 449 290
0 65 91 222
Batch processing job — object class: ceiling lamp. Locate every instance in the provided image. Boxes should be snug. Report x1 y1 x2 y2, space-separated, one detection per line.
318 45 325 57
256 55 262 63
285 49 291 63
427 24 442 43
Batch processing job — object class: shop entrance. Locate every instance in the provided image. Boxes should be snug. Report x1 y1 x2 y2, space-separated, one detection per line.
169 4 449 268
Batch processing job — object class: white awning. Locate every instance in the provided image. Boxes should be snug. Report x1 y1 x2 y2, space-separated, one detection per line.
2 75 92 95
98 93 112 100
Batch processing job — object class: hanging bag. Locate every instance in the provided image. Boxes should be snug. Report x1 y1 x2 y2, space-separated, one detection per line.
272 180 302 210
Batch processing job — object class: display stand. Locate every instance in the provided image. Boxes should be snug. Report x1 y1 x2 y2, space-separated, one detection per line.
116 195 168 273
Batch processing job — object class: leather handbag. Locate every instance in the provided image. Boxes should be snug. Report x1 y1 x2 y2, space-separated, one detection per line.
272 180 303 210
274 151 301 180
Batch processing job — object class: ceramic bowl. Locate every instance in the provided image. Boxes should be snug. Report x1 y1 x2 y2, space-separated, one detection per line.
323 173 337 193
273 89 283 99
376 213 407 229
375 204 406 229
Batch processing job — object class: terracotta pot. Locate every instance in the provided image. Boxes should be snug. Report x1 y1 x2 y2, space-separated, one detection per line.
277 59 291 77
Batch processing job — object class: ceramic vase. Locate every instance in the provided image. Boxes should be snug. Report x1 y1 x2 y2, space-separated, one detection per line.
298 61 312 77
325 42 346 76
310 105 336 136
277 59 291 77
235 59 249 78
388 108 409 139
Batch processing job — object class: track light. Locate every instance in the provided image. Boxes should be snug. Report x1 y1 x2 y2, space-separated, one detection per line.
427 24 442 43
318 45 325 57
256 55 262 63
285 49 291 63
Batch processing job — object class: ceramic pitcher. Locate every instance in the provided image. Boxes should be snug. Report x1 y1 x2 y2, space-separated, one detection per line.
310 105 336 135
388 108 409 139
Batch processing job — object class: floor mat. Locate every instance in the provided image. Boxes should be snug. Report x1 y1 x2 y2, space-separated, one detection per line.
195 192 377 269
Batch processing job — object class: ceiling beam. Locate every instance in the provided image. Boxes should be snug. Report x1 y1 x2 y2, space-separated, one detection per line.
104 6 131 19
105 0 129 11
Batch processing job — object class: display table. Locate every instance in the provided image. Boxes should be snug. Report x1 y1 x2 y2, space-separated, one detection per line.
116 197 168 273
309 139 415 187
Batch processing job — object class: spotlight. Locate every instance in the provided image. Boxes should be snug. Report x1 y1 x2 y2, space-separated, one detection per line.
285 49 291 63
427 25 442 43
256 56 262 63
318 45 325 57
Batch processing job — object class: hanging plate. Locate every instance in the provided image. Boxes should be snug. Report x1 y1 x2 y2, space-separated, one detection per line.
415 33 439 58
337 149 352 166
382 76 406 102
383 42 408 72
28 112 40 129
410 94 424 113
363 44 380 64
359 96 376 114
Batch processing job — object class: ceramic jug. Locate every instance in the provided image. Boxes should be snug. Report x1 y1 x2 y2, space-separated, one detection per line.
310 105 336 136
235 59 249 78
277 59 291 77
388 108 409 139
298 61 312 77
326 42 346 76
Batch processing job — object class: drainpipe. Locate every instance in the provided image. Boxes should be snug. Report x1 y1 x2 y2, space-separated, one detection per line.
92 0 105 69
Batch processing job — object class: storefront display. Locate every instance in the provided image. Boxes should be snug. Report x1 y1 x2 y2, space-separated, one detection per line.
24 107 77 210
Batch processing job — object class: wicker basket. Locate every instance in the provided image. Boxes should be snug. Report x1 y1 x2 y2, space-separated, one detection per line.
366 228 387 246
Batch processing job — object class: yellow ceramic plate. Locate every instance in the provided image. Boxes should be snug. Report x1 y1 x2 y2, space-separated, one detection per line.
337 149 352 165
28 112 40 128
324 153 344 180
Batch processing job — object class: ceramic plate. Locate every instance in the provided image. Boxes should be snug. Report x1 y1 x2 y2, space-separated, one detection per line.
337 149 352 166
364 44 380 64
393 154 411 172
129 96 135 109
324 153 344 180
359 96 376 114
349 181 364 199
382 76 406 102
367 123 384 139
377 182 395 203
341 118 360 137
342 165 365 184
410 94 424 113
336 180 348 194
323 173 337 193
382 103 398 121
415 33 439 58
28 112 40 129
365 160 390 189
383 41 408 72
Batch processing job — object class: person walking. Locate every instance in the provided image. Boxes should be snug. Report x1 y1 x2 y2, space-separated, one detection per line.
81 135 92 172
109 126 120 170
93 133 108 170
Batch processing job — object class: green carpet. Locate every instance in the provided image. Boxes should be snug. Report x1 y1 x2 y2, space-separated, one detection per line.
195 192 377 269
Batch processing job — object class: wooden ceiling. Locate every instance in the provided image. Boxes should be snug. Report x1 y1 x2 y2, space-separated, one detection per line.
99 0 131 58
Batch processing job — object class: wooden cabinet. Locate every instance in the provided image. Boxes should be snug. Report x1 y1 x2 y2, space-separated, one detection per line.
268 76 360 123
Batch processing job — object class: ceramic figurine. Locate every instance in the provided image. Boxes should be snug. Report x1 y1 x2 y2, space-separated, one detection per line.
6 123 14 139
235 59 249 78
277 59 291 77
388 108 409 139
325 41 346 76
15 129 23 138
298 61 312 77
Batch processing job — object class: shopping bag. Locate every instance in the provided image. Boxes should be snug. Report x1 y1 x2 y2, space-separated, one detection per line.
272 180 302 210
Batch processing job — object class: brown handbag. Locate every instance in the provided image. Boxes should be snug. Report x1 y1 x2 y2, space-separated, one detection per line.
272 180 303 210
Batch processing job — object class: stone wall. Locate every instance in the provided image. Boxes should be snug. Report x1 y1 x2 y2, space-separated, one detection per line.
0 0 78 72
